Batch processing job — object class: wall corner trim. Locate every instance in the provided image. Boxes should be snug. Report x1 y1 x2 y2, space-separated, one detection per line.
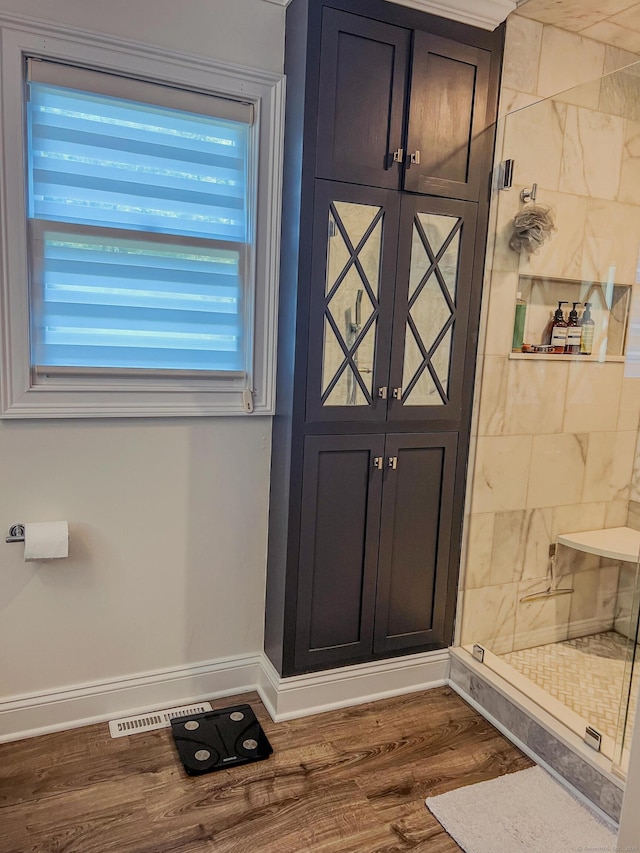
259 0 516 30
257 650 451 721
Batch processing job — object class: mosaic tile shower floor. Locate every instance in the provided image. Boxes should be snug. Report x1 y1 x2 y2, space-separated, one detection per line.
500 631 638 743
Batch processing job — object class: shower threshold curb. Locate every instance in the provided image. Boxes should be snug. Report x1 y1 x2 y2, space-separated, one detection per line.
449 647 624 823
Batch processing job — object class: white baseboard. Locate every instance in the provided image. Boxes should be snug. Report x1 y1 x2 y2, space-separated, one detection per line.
0 648 452 742
0 653 261 743
258 649 450 721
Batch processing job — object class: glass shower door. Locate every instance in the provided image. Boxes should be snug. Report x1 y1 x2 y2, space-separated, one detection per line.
614 547 640 775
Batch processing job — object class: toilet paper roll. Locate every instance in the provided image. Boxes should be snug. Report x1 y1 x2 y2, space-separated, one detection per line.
23 521 69 561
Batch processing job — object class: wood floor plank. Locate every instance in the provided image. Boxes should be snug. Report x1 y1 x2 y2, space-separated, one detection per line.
0 780 153 853
0 686 532 853
144 780 403 853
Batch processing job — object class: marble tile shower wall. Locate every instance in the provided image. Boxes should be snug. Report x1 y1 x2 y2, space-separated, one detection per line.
461 15 640 655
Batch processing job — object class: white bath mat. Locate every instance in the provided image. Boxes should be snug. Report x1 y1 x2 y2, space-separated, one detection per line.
425 766 616 853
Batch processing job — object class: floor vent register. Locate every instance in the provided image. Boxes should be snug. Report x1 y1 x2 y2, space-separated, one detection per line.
108 702 214 738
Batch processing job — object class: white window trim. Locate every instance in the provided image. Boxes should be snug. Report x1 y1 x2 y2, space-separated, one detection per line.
0 17 285 417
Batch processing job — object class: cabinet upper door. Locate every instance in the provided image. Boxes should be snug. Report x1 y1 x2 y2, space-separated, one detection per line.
404 33 491 201
316 8 410 190
306 180 400 423
388 195 477 424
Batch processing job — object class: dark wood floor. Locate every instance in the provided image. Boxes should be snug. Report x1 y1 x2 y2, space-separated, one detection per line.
0 686 531 853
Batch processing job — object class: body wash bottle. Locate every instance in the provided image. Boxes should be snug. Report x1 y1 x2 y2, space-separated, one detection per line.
580 302 595 355
565 302 581 354
512 292 527 353
549 301 568 353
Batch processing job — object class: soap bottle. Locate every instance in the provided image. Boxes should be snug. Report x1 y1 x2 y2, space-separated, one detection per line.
580 302 595 355
565 302 581 354
549 301 568 353
512 292 527 353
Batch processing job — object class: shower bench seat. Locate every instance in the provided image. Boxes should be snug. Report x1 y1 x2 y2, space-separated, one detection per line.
557 526 640 564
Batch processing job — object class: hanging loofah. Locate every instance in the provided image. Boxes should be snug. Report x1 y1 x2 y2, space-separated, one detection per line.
509 203 556 255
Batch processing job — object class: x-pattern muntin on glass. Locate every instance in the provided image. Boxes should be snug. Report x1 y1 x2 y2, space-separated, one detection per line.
322 202 383 406
403 214 462 405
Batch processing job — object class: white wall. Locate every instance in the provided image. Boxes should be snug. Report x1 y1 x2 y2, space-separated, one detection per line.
0 0 285 73
0 0 284 705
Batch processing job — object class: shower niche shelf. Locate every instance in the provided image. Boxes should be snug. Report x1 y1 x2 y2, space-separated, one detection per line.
557 526 640 564
513 274 631 359
509 353 625 363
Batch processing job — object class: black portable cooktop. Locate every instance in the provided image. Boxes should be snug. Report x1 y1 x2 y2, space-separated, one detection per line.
170 703 273 776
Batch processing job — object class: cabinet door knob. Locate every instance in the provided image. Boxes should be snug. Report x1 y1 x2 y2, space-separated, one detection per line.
388 456 398 470
373 456 383 470
378 386 388 400
392 148 404 163
392 386 402 400
409 150 421 165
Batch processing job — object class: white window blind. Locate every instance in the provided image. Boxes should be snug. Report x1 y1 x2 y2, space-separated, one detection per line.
26 61 252 375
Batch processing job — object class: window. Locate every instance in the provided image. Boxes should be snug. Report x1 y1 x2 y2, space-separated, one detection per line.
0 24 284 416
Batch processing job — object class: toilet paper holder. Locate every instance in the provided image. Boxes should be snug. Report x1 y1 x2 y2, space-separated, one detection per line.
6 524 25 543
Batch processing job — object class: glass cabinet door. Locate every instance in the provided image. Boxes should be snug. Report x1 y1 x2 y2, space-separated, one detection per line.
388 195 477 423
307 181 399 422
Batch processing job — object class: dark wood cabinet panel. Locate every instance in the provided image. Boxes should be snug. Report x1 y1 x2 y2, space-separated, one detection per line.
405 34 491 200
316 8 410 189
374 433 457 654
294 434 385 670
388 194 477 423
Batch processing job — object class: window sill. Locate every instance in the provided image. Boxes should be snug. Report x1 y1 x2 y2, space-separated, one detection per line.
1 386 272 418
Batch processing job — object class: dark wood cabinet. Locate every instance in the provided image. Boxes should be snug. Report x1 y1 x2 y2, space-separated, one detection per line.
316 7 493 201
294 432 457 670
265 0 503 677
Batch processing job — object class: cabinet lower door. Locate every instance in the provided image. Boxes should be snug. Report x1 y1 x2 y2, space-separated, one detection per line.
373 433 458 654
295 434 384 670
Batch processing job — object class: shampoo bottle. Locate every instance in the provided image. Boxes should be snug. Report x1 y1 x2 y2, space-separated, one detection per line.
580 302 595 355
549 301 568 353
512 292 527 353
565 302 581 354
